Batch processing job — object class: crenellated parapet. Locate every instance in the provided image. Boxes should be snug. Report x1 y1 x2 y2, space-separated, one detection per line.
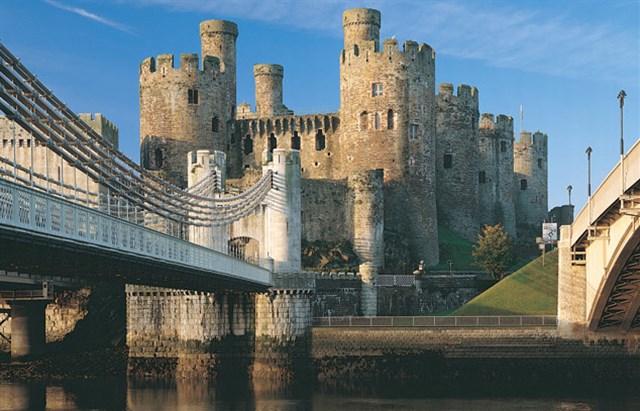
236 113 340 179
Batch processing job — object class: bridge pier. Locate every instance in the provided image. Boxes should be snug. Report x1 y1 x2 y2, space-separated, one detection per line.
557 225 588 339
253 289 313 390
126 285 256 380
8 300 48 362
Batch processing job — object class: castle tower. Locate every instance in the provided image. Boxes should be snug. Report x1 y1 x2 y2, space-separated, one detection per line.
477 113 516 238
200 20 238 121
348 169 384 269
339 8 439 266
139 53 222 187
514 130 548 234
435 83 480 241
254 64 285 117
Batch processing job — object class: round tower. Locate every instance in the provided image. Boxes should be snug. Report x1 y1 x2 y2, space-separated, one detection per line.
477 113 516 238
254 64 284 117
514 130 548 233
339 7 439 266
342 8 381 51
200 20 238 151
139 53 220 187
435 83 480 241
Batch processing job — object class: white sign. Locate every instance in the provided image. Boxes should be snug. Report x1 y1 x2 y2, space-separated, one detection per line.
542 223 558 243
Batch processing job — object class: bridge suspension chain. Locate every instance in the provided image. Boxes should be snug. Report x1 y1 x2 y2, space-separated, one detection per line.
0 43 274 227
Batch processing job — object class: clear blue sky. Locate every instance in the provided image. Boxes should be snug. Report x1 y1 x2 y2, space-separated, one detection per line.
1 0 638 214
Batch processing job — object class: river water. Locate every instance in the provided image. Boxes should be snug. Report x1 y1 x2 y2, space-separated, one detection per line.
0 378 638 410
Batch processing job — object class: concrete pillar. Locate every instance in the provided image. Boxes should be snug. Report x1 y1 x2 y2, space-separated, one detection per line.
253 289 312 390
360 262 378 316
263 149 301 273
348 169 384 269
187 150 228 253
557 225 587 339
9 300 48 361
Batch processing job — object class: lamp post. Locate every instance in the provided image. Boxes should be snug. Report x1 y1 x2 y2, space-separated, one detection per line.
586 146 592 222
618 90 626 194
567 185 572 206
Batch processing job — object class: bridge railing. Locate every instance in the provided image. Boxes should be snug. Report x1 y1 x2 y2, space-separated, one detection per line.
572 139 640 246
314 315 558 327
0 178 271 286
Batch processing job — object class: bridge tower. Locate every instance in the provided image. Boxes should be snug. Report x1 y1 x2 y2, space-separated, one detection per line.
338 7 438 266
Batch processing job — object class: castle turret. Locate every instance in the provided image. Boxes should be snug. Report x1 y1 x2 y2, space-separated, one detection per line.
200 20 238 151
477 113 516 238
254 64 285 117
339 7 438 267
514 130 548 234
435 83 480 241
342 8 381 52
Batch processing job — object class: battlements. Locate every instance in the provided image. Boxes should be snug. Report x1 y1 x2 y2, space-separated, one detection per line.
200 20 238 38
437 83 479 107
78 113 119 148
341 37 434 67
343 8 381 51
479 113 513 132
254 64 284 77
238 113 340 137
516 130 548 148
140 53 220 75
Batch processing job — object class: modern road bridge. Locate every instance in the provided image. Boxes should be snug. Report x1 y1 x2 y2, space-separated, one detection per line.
558 138 640 337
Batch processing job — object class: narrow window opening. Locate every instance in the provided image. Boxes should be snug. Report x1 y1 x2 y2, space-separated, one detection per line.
387 109 394 130
354 45 359 56
360 112 368 131
155 148 164 169
212 117 219 132
500 141 507 152
188 89 199 104
410 124 419 140
268 133 277 153
291 131 301 150
520 179 528 190
443 154 453 169
315 130 326 151
479 171 486 184
243 135 253 155
374 113 381 130
372 82 383 97
538 158 543 169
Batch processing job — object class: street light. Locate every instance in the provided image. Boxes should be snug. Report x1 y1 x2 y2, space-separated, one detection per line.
586 146 593 222
618 90 627 194
567 185 572 206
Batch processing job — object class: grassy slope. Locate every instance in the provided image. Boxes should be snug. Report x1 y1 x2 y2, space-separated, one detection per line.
430 225 475 270
453 249 558 316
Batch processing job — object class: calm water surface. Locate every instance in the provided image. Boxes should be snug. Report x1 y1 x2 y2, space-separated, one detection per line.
0 379 638 410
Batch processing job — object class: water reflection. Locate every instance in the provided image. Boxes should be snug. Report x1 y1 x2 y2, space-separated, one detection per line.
0 378 638 411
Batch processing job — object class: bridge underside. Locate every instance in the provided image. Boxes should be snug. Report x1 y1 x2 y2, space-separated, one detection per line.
590 233 640 332
0 228 269 293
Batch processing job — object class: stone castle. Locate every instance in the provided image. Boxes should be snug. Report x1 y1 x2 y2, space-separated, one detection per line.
136 8 548 269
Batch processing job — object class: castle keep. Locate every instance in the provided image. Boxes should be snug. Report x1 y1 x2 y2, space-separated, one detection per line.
139 8 549 269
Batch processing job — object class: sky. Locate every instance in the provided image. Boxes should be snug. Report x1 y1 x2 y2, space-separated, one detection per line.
0 0 638 214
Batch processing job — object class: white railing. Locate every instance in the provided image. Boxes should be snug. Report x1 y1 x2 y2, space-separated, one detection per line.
572 138 640 247
0 179 271 286
314 315 557 327
378 275 416 287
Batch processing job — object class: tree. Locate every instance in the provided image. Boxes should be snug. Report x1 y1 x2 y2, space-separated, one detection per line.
472 224 513 280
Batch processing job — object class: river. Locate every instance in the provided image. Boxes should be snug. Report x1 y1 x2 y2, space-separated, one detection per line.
0 378 638 410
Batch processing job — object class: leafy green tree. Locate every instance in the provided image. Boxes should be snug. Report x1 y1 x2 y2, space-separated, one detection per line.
472 224 513 280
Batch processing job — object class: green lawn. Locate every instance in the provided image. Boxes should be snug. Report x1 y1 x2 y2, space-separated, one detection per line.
430 225 475 270
453 249 558 316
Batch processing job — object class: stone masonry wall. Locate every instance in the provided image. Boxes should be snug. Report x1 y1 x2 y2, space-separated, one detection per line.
301 178 351 242
126 285 254 380
514 130 549 232
435 83 480 241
